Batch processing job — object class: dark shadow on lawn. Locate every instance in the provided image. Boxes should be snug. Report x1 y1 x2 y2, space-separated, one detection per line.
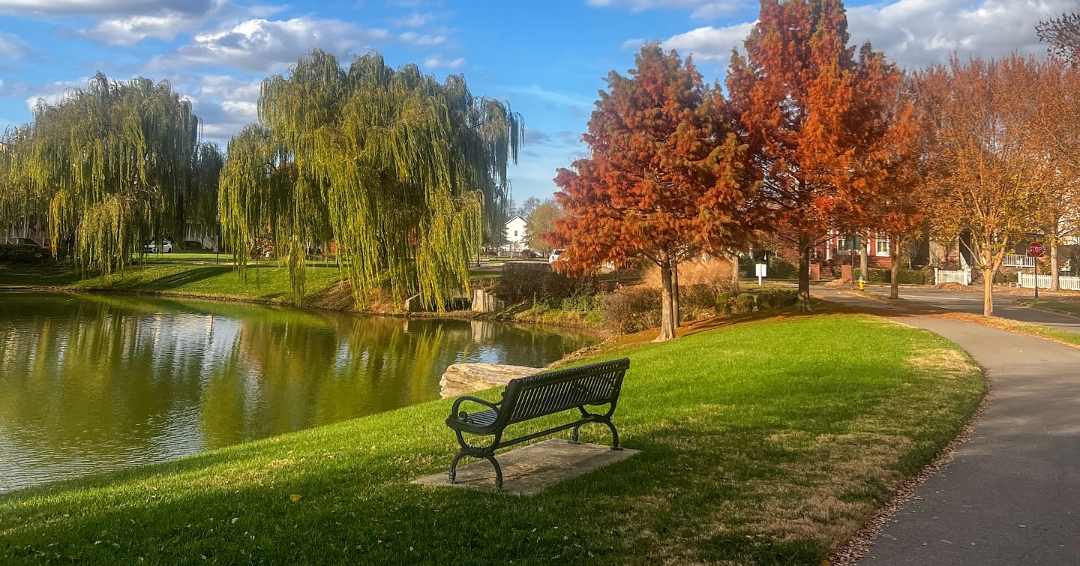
140 265 233 291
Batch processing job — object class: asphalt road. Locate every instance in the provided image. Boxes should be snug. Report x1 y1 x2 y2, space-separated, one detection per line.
856 316 1080 566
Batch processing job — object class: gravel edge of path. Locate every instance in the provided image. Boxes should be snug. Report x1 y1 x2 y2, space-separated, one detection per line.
827 354 992 566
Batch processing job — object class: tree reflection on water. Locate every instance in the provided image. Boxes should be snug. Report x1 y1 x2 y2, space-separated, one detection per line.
0 292 597 492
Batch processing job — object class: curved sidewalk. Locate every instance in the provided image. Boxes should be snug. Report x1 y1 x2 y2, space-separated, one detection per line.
857 316 1080 565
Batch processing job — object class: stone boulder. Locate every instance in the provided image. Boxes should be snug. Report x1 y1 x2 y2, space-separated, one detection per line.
440 363 544 398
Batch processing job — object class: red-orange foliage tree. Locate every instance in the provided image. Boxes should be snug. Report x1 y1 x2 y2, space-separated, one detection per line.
552 44 757 341
727 0 907 311
864 73 923 299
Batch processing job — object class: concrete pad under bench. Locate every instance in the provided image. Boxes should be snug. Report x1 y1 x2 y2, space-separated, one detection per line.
413 439 639 495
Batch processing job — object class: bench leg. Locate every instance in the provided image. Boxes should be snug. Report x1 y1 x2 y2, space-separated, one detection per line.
447 452 468 484
570 425 581 445
485 455 504 491
605 420 621 450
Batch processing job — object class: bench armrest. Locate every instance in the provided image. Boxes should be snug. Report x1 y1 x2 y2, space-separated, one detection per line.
450 395 500 419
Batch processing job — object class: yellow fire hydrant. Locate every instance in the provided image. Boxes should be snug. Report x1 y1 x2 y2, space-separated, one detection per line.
858 277 866 291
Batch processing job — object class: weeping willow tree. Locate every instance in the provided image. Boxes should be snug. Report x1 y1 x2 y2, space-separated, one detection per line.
220 49 523 309
0 73 222 272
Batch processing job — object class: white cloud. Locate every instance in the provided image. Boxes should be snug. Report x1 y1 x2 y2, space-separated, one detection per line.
23 79 87 112
155 17 457 74
0 32 31 61
422 55 465 69
587 0 748 19
169 17 391 73
198 75 262 101
0 0 219 17
186 77 263 141
661 22 754 63
399 31 446 46
846 0 1072 68
77 12 203 45
656 0 1073 70
390 12 434 27
507 85 593 108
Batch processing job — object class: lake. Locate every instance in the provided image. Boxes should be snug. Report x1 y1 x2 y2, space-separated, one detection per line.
0 292 599 493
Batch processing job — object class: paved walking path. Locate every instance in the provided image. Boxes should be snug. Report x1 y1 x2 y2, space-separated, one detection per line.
850 315 1080 565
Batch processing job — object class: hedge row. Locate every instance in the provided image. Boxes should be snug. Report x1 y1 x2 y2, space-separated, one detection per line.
716 288 799 315
854 267 933 285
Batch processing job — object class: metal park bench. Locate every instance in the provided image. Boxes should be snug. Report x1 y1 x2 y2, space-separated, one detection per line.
445 358 630 490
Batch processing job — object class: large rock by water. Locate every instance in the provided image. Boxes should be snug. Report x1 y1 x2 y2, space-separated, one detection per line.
440 363 544 398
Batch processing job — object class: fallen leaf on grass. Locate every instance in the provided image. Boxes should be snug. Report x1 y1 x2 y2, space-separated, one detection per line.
290 494 302 502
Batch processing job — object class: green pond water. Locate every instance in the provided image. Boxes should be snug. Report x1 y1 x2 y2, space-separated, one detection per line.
0 292 599 493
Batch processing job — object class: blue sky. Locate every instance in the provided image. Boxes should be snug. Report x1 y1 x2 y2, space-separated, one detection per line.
0 0 1067 203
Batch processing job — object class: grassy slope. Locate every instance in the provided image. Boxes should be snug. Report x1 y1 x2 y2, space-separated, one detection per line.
0 315 984 565
944 311 1080 350
0 261 343 304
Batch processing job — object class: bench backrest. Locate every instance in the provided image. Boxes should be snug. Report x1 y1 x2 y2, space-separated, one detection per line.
501 358 629 425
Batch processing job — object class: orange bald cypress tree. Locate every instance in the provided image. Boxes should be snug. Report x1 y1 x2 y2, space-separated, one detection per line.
727 0 906 311
553 44 756 341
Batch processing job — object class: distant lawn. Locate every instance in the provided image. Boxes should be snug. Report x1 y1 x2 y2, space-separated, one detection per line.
0 315 984 565
0 261 343 304
1016 298 1080 316
944 311 1080 350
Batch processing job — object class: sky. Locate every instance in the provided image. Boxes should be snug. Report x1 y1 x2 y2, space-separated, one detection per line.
0 0 1070 204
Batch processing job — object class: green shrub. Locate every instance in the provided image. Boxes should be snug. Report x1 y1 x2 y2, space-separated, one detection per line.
768 257 797 279
715 291 731 315
854 267 928 285
679 284 718 321
994 271 1019 284
751 288 798 309
0 244 56 266
561 294 602 313
602 286 662 334
497 262 577 304
733 293 756 314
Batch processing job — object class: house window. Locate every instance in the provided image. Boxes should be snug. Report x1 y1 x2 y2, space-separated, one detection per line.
876 236 889 255
513 230 518 237
837 235 848 250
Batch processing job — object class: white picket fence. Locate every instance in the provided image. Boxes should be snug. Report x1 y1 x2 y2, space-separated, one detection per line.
934 268 973 286
1018 273 1080 291
1003 254 1036 268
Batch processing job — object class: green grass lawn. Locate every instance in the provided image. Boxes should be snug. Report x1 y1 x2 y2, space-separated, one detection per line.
0 315 983 565
0 262 344 304
946 311 1080 350
1016 298 1080 316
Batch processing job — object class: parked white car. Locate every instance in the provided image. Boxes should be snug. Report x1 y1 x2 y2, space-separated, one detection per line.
145 240 173 253
548 249 566 264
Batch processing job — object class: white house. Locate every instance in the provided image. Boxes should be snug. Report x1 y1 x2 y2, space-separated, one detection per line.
502 216 527 255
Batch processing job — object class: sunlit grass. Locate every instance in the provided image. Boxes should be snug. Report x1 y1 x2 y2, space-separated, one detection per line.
0 262 343 304
0 315 983 565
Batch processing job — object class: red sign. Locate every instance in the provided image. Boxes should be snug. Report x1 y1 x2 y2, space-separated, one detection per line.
1028 242 1045 258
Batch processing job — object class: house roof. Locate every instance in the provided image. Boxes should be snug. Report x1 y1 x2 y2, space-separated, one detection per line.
504 216 525 226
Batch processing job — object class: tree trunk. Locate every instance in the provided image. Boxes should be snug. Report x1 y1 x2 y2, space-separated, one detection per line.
982 268 995 317
1051 240 1060 291
729 252 741 294
656 256 676 342
860 237 869 281
672 259 681 328
796 234 812 312
890 242 900 299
